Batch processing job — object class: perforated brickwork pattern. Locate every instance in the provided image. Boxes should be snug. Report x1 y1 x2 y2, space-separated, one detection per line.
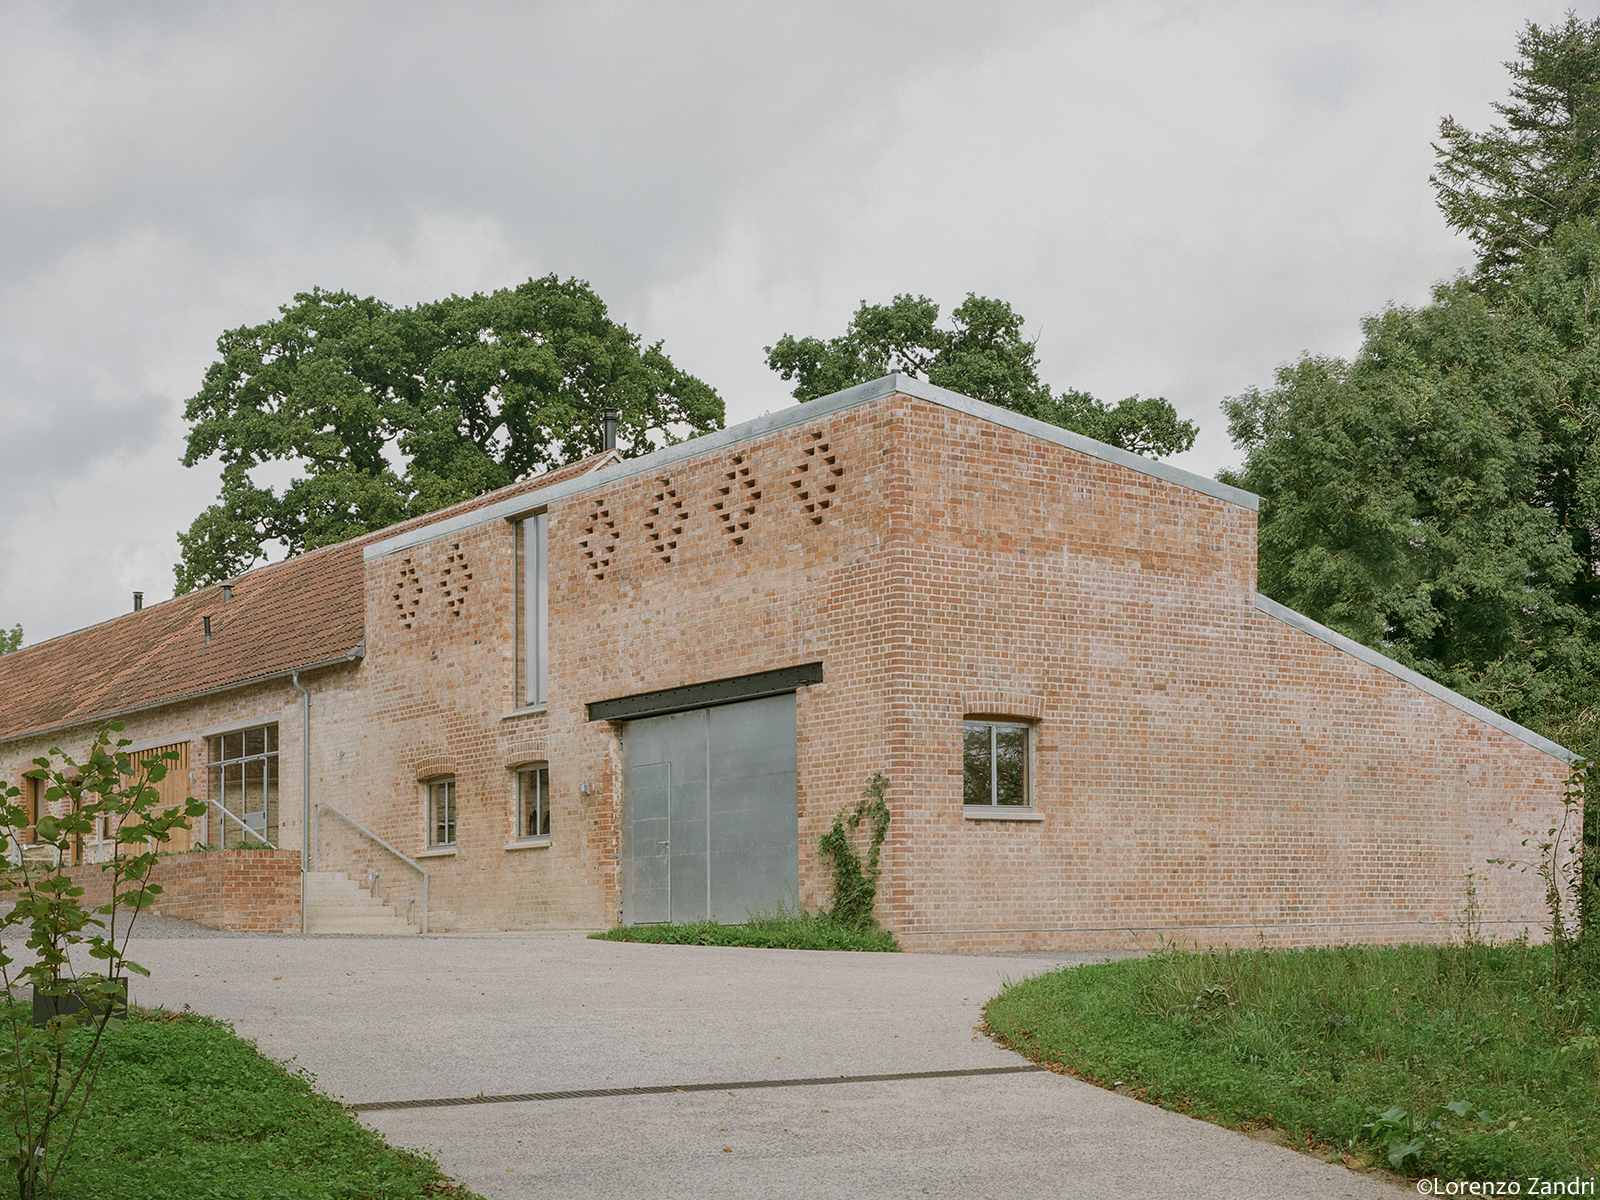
2 395 1565 949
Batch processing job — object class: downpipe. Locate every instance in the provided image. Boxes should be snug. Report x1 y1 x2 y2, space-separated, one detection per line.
291 668 311 936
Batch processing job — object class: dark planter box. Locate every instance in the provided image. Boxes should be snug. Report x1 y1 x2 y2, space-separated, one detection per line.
31 978 128 1027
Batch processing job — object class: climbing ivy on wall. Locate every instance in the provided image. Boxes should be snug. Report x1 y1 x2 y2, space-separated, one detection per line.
819 773 891 930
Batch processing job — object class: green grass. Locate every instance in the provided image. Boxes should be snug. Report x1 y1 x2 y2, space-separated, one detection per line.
9 1009 480 1200
591 908 900 952
985 941 1598 1182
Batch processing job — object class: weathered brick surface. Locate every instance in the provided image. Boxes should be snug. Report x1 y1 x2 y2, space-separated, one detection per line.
55 848 300 933
2 669 353 871
0 390 1572 949
876 400 1563 950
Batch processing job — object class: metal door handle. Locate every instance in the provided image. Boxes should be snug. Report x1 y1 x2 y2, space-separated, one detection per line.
659 840 670 847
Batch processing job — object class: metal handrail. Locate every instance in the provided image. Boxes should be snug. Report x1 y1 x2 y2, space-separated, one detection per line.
5 834 59 868
205 798 276 849
314 802 428 934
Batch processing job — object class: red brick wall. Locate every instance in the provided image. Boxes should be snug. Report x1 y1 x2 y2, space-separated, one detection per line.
6 388 1569 949
330 389 1569 946
56 848 300 933
879 398 1566 950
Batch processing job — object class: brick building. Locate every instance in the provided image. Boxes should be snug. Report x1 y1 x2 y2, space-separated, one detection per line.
0 375 1574 949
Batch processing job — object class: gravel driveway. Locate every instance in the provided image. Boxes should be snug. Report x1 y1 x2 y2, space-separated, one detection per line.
84 920 1420 1200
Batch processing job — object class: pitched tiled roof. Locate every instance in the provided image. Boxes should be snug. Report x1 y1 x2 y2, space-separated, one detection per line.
0 452 617 744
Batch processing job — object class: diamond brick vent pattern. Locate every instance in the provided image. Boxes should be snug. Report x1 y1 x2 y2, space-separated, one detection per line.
645 485 686 565
713 454 761 546
394 559 420 630
440 545 471 618
580 502 619 579
791 431 843 523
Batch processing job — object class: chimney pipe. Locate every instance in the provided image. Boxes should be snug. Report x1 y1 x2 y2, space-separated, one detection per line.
203 615 212 646
222 584 233 603
601 408 619 452
132 592 143 612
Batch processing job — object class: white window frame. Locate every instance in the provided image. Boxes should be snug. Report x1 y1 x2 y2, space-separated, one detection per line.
520 512 548 708
207 722 279 846
512 765 551 845
426 778 457 848
962 719 1038 817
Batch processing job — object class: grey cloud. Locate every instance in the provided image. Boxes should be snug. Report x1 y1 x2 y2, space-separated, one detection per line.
0 0 1577 648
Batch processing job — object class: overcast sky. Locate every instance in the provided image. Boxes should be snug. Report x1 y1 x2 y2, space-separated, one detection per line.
0 0 1576 645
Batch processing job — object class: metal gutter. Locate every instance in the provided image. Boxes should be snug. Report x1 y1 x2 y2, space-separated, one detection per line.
291 668 312 936
0 644 365 748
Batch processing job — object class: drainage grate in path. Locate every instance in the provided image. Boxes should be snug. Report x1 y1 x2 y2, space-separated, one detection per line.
352 1065 1048 1112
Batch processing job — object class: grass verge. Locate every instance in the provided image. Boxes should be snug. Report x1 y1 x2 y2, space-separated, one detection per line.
985 941 1597 1182
14 1008 480 1200
591 909 899 952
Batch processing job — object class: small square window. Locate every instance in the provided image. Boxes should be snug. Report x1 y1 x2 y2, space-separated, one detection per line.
963 720 1031 808
516 766 550 840
427 779 456 847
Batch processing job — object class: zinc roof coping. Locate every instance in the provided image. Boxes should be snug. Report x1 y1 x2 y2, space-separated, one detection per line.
362 374 1259 561
1253 593 1575 764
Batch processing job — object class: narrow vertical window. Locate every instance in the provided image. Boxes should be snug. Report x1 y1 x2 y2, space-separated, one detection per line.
962 720 1031 808
427 779 457 847
522 512 548 706
516 766 551 840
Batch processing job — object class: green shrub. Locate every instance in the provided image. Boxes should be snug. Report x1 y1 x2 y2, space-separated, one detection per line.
0 723 206 1200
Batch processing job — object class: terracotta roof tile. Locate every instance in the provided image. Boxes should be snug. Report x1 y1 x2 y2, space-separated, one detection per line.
0 451 616 744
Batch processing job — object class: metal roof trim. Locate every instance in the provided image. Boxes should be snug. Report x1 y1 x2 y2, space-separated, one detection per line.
363 374 1256 559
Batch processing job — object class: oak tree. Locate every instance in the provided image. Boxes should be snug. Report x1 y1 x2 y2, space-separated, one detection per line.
1222 221 1600 724
176 276 722 592
766 293 1197 457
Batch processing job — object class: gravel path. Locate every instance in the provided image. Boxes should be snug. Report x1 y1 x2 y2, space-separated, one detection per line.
96 931 1414 1200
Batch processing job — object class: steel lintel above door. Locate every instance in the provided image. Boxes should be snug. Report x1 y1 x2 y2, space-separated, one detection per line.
587 662 823 723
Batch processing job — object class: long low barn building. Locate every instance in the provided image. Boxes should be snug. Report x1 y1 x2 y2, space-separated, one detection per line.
0 374 1573 949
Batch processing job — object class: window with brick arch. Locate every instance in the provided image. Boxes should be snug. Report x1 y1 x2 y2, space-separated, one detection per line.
515 766 550 841
963 720 1031 809
427 779 456 848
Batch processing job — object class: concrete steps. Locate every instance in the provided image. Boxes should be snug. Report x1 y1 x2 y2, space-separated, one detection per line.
304 871 417 935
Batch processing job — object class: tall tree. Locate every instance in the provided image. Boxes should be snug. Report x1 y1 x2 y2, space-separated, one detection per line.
1433 14 1600 282
176 276 723 592
766 293 1197 457
0 626 20 654
1222 221 1600 724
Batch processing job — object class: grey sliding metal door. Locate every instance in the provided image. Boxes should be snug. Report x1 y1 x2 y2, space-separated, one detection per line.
624 693 798 925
